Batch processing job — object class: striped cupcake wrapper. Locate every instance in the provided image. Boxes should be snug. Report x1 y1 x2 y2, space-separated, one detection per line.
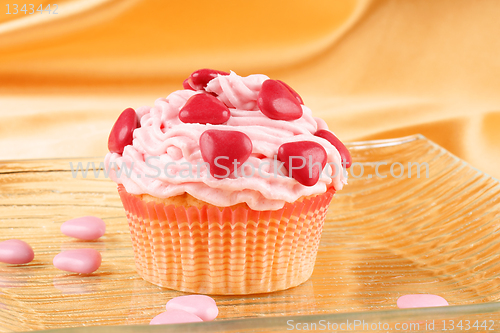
118 185 334 295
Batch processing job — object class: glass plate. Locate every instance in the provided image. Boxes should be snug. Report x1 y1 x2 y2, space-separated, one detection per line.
1 134 500 333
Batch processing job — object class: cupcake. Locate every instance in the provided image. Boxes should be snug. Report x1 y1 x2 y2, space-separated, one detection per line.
105 69 350 295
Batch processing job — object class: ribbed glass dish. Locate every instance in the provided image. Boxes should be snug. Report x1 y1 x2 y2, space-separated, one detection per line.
1 135 500 333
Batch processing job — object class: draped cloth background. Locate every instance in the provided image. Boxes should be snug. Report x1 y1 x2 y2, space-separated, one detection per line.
1 0 499 179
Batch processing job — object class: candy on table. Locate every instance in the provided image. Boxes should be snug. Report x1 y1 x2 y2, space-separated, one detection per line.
150 309 203 325
53 249 102 274
150 295 218 325
0 239 34 264
61 216 106 240
166 295 218 321
397 294 449 309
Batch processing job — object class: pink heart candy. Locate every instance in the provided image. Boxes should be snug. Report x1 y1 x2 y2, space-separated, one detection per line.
314 129 352 168
0 239 34 264
166 295 218 321
108 108 139 154
278 141 327 186
257 79 303 121
179 93 231 125
200 129 252 179
53 249 102 274
187 69 229 90
61 216 106 241
397 294 449 309
276 79 303 104
150 309 203 325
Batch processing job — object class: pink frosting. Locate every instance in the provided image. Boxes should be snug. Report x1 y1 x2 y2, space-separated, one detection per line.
105 72 347 210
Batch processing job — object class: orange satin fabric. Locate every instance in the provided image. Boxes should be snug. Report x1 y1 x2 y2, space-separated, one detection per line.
1 0 499 179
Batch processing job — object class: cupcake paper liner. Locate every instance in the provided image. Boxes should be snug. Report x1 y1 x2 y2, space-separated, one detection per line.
118 185 335 295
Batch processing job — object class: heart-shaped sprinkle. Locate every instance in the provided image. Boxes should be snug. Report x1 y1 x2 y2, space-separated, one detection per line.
200 130 252 179
183 78 195 90
276 80 303 104
257 80 303 121
179 93 230 125
187 69 230 90
314 129 352 168
108 108 139 154
278 141 327 186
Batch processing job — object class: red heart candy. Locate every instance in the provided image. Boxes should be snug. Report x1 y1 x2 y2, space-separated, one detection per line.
257 80 303 121
183 78 195 90
314 130 352 168
187 69 230 90
278 141 327 186
276 80 303 104
179 93 231 125
108 108 139 154
200 130 252 179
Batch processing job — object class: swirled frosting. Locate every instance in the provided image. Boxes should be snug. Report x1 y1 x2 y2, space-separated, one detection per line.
105 71 348 210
